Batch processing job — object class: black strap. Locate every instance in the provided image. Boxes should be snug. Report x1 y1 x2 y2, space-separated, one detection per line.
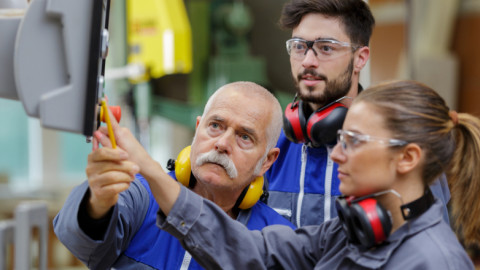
188 173 197 188
260 177 269 204
233 186 250 210
400 188 434 220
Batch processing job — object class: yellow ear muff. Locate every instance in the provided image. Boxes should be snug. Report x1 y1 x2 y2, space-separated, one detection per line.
237 175 264 210
173 145 263 209
175 145 192 187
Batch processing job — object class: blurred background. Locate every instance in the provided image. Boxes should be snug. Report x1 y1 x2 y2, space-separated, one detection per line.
1 0 479 268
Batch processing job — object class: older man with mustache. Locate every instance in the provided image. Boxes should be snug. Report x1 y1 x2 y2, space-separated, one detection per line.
53 81 295 270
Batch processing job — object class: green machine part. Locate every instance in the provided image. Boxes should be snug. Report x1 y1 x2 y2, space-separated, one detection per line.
206 1 269 97
148 0 272 128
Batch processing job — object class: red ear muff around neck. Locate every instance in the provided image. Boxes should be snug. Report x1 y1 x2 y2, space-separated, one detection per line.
336 189 433 249
336 196 392 249
306 102 347 146
350 198 392 248
283 99 348 147
283 101 306 143
335 196 360 244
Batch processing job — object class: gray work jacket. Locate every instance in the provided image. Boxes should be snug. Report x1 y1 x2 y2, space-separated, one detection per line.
158 186 474 270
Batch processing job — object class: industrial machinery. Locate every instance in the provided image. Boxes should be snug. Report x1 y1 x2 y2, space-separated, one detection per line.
0 0 111 142
0 1 112 268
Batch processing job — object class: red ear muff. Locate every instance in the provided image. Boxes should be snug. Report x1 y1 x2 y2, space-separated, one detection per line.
283 101 306 143
336 189 433 249
283 99 347 147
350 198 392 248
336 196 392 249
306 102 347 146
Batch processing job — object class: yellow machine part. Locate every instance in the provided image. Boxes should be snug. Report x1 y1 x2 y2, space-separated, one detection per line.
126 0 192 83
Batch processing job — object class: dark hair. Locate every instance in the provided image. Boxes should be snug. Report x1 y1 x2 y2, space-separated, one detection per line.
279 0 375 46
354 80 480 245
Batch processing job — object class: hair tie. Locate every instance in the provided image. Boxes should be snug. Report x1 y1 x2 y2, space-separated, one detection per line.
449 110 458 126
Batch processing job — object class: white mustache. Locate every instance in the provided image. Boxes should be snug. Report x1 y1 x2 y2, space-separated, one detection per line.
195 150 238 179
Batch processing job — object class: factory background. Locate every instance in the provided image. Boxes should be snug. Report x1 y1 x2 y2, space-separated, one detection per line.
0 0 479 268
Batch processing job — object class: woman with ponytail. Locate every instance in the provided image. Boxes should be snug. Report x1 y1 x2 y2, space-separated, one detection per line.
353 80 480 246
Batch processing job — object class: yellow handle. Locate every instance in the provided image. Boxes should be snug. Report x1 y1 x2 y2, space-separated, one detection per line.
101 100 117 149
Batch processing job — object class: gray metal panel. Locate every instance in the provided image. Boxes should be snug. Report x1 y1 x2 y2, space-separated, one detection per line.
0 220 15 270
0 13 22 100
13 0 95 133
14 202 48 270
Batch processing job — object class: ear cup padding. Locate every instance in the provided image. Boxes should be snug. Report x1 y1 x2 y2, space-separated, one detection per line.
283 102 306 143
175 145 193 188
237 176 264 210
350 198 392 248
335 196 359 244
307 103 347 146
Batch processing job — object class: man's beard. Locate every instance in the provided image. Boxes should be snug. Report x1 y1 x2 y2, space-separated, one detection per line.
295 58 354 106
